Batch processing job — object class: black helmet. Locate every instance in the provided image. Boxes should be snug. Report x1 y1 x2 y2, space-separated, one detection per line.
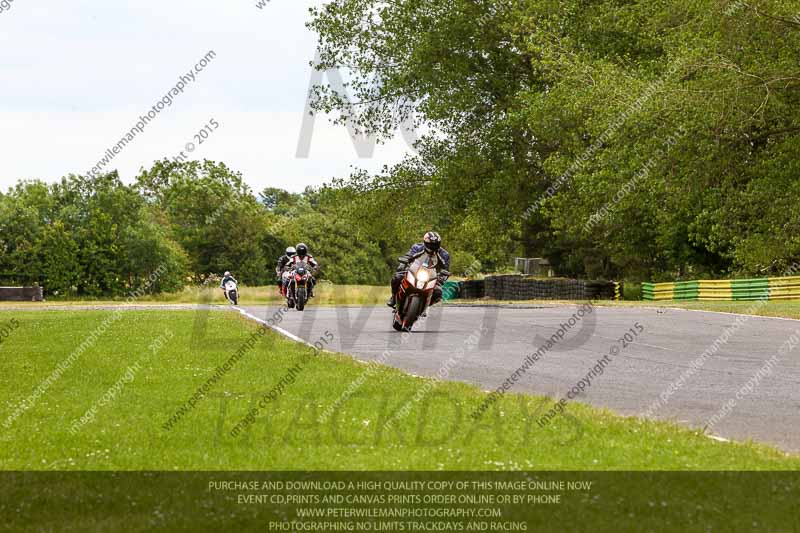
423 231 441 253
296 243 308 257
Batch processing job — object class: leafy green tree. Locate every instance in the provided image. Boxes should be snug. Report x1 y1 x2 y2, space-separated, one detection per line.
309 0 800 281
37 221 80 295
137 160 276 284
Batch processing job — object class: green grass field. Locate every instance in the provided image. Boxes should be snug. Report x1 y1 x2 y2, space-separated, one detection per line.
454 298 800 320
0 282 390 307
0 309 797 471
612 299 800 320
7 281 800 322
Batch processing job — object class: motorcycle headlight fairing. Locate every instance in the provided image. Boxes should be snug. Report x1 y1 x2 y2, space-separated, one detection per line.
425 280 437 290
416 270 430 283
406 271 416 284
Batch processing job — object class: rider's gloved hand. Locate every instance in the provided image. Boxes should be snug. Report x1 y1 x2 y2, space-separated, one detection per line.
396 257 411 272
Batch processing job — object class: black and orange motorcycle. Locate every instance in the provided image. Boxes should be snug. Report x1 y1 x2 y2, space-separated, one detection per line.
391 254 448 331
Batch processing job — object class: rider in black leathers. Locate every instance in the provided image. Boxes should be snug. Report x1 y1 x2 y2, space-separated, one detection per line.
287 243 319 298
387 231 450 308
275 246 296 295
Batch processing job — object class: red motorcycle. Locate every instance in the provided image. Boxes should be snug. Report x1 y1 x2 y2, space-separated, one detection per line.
287 261 313 311
392 254 447 331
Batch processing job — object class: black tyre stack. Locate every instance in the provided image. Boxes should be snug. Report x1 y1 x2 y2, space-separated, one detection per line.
479 276 617 300
461 280 485 299
484 276 498 299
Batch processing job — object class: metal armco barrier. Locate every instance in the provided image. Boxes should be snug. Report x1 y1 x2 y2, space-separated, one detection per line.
0 286 44 301
642 276 800 301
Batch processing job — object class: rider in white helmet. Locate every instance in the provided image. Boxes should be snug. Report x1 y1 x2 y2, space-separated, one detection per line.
275 247 297 296
220 271 237 292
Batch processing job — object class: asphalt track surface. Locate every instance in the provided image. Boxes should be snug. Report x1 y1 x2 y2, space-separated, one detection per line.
241 303 800 452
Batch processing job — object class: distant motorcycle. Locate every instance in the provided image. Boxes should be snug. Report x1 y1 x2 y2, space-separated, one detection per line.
392 254 447 332
223 279 239 305
287 261 313 311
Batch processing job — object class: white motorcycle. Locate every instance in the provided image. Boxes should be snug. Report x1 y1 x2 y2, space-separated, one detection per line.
224 279 239 305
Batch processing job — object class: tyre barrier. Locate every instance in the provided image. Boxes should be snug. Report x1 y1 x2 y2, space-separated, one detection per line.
449 277 620 301
642 276 800 301
0 286 44 301
461 280 485 299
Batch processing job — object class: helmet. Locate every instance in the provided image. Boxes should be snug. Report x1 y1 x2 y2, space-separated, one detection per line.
296 243 308 257
286 246 297 257
224 271 231 277
423 231 441 253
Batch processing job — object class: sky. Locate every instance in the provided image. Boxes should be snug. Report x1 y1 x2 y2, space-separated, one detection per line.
0 0 414 193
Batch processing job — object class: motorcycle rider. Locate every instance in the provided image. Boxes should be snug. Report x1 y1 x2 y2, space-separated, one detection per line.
275 246 297 296
220 271 238 299
288 243 319 298
387 231 450 308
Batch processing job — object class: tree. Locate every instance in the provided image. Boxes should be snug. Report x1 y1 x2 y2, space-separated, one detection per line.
136 160 279 284
309 0 800 280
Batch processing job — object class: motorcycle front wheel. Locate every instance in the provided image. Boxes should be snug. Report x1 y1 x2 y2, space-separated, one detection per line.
400 296 424 331
286 283 295 309
296 287 307 311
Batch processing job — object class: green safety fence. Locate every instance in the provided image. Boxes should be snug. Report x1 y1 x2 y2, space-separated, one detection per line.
642 276 800 301
442 281 462 301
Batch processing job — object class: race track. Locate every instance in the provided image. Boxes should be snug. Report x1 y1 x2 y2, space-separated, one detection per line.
241 303 800 452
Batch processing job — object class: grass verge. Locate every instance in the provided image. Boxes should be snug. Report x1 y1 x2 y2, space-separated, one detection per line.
452 298 800 320
0 310 797 470
0 282 390 307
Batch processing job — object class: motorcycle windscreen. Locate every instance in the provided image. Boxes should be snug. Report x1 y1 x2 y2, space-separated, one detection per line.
408 256 438 290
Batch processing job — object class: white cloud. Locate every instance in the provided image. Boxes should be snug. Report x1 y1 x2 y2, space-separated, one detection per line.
0 0 415 192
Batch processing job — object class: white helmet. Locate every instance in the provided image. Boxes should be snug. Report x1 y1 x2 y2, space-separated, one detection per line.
224 271 231 277
286 247 297 257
